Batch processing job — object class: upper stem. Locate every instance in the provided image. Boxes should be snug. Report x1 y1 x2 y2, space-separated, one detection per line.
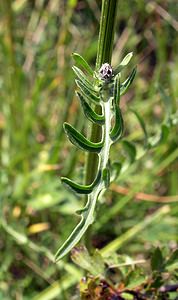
96 0 119 69
85 0 119 185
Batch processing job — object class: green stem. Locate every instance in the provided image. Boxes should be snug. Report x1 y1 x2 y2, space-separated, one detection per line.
85 0 119 184
84 0 119 249
96 0 119 69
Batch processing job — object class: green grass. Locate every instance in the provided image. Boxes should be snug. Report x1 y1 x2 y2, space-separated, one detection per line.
0 0 177 299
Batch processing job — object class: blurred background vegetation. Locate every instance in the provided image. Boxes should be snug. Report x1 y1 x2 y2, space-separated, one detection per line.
0 0 177 299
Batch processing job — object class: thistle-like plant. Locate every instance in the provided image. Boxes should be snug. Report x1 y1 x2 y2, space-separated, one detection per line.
55 52 136 261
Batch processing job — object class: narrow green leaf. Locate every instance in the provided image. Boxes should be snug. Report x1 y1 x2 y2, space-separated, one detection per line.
131 109 149 146
61 170 101 195
64 122 103 153
110 108 123 142
114 52 133 75
72 66 96 93
159 124 169 144
150 124 169 147
110 161 122 181
120 67 137 96
61 178 93 194
72 52 93 76
151 247 164 272
76 80 100 104
77 92 104 125
110 76 124 141
113 73 120 104
122 140 136 164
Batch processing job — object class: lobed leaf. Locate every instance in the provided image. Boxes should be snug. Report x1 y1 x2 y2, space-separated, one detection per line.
120 67 137 96
55 195 97 261
64 122 103 153
76 80 100 104
72 52 93 76
77 92 104 125
56 53 137 262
